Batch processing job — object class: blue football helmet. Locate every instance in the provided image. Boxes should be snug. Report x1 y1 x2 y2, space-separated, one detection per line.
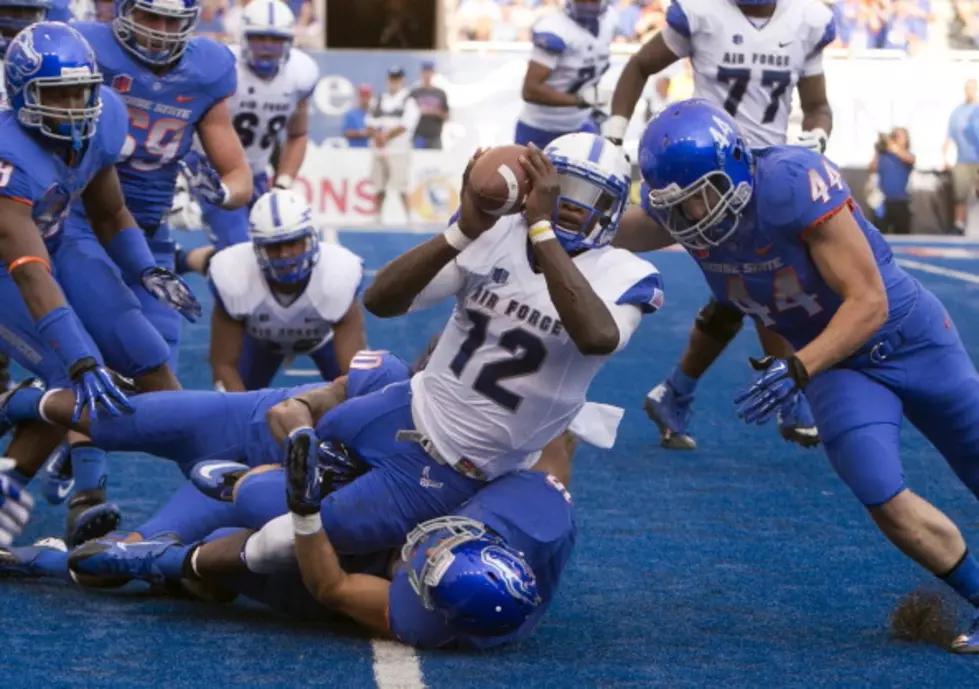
241 0 295 79
248 188 320 284
113 0 199 66
565 0 608 33
6 22 103 149
402 516 541 637
541 132 632 253
638 98 754 251
0 0 50 58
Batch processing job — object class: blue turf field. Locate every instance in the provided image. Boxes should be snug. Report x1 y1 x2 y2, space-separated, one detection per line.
4 231 979 688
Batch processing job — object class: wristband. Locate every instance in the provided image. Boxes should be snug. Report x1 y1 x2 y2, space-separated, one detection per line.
292 512 323 536
443 223 473 252
105 227 156 282
274 174 294 189
35 306 96 372
601 115 629 142
528 220 557 245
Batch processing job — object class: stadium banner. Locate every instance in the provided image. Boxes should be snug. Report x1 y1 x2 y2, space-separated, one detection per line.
299 50 968 232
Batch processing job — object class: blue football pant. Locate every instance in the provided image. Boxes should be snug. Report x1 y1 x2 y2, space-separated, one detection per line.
128 226 181 372
53 226 170 378
88 391 256 477
135 482 240 543
806 285 979 506
514 118 599 148
239 335 342 390
0 265 100 387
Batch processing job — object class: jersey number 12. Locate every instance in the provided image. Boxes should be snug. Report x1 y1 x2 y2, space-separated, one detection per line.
450 309 547 412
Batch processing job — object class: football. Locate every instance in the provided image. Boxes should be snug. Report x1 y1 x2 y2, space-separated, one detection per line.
467 145 531 216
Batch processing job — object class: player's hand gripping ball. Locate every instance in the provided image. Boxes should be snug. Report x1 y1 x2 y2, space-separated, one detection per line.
467 144 532 217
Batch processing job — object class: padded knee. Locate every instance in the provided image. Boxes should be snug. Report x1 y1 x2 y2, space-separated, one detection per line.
694 299 744 341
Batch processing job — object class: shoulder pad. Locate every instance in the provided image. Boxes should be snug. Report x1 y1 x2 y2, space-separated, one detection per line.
454 215 522 276
98 88 129 166
531 27 567 54
755 147 851 237
287 49 320 99
665 1 692 38
207 243 257 317
805 1 837 56
346 350 412 398
185 37 238 100
308 243 364 321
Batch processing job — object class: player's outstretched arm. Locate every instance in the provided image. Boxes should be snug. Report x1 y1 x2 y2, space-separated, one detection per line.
197 99 253 209
285 428 393 637
603 32 680 143
83 166 201 322
273 96 311 189
209 299 247 392
612 206 677 253
520 146 620 355
332 302 367 374
266 376 349 444
364 150 496 318
795 207 888 376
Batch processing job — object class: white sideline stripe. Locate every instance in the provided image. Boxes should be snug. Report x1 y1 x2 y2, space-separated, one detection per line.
284 369 319 376
896 258 979 285
371 639 426 689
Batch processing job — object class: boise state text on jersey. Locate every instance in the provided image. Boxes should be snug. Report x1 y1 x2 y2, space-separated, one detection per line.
70 22 236 231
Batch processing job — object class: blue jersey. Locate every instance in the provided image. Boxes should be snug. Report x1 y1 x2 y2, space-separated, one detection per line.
641 146 919 350
387 470 577 650
48 0 73 21
0 88 127 253
70 22 237 231
245 351 412 466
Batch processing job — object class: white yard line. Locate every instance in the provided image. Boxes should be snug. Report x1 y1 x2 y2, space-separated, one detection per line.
371 639 427 689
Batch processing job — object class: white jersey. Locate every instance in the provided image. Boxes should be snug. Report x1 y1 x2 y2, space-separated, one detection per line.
209 241 363 356
229 45 319 176
518 10 617 133
662 0 835 146
409 216 662 481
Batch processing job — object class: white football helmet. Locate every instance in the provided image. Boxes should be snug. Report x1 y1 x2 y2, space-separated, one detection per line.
542 132 632 252
241 0 295 78
248 189 319 284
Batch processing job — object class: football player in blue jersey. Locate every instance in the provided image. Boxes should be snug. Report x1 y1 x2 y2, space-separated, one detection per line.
42 0 251 532
0 23 153 539
60 0 252 377
67 412 577 649
618 97 979 653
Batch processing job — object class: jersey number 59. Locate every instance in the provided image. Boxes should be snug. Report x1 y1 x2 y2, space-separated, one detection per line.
450 309 547 412
119 106 188 172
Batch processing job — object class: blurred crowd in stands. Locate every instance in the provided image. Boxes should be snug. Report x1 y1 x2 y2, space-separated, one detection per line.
69 0 323 48
454 0 979 53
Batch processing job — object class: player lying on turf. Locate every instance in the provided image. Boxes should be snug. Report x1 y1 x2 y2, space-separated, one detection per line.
67 427 578 650
208 189 367 392
619 97 979 654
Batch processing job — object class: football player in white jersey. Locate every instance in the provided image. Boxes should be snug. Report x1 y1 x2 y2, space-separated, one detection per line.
180 0 318 276
364 133 662 488
603 0 834 450
208 189 366 391
515 0 616 148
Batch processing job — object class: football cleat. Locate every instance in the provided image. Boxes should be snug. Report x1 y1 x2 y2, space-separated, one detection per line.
40 442 74 506
65 490 121 548
189 460 249 502
951 611 979 654
0 537 68 580
68 538 180 588
644 381 697 450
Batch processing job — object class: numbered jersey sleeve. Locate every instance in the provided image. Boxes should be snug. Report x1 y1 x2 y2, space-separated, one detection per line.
187 37 238 105
309 243 365 321
0 158 41 206
346 350 412 398
207 243 260 320
529 13 570 70
754 146 851 240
